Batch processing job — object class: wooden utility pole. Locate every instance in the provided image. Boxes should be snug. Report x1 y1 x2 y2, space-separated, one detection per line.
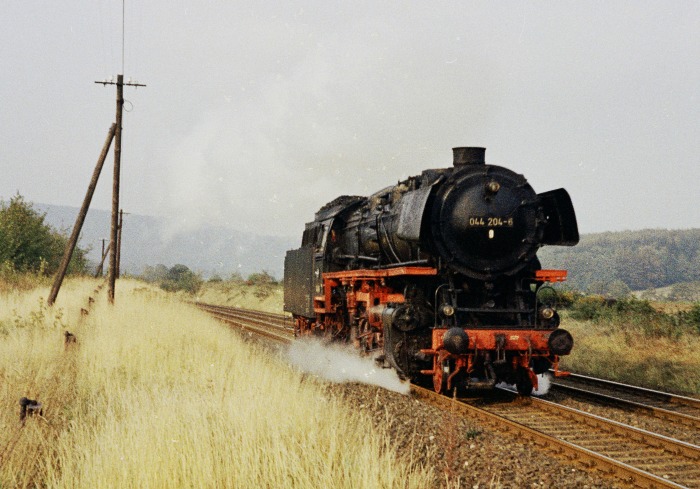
116 209 129 277
47 123 117 306
96 75 145 304
108 74 123 304
95 239 110 278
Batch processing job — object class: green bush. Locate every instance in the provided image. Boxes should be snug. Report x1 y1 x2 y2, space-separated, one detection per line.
246 271 277 286
689 303 700 323
569 295 608 320
246 271 277 300
569 293 699 339
0 194 88 275
679 303 700 334
556 288 583 309
141 263 203 295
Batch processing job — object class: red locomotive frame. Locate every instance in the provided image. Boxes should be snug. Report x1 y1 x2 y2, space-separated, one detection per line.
293 266 570 393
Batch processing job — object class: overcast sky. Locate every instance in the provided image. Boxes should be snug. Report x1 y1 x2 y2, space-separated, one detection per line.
1 1 698 238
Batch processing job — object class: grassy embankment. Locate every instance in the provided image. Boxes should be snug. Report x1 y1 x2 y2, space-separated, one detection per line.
0 278 433 488
559 309 700 395
195 281 700 396
195 279 285 314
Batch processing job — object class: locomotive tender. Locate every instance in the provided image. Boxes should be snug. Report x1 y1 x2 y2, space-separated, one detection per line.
284 147 579 395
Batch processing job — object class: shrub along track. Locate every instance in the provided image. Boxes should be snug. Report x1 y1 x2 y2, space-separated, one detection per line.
198 303 700 488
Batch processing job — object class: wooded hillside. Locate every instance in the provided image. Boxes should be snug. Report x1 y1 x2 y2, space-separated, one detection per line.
538 229 700 293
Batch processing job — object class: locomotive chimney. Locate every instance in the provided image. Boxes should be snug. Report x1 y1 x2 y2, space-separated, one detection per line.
453 147 485 166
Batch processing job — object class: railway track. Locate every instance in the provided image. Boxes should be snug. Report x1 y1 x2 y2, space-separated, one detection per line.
551 372 700 432
197 303 700 488
195 302 294 343
417 385 700 488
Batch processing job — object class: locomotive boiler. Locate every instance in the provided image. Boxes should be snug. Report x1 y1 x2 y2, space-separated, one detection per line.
284 147 579 395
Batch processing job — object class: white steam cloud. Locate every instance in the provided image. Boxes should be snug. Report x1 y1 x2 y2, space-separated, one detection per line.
287 338 410 394
533 372 552 396
497 372 552 396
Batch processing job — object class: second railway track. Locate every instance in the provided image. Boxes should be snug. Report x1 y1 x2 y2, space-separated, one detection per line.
195 302 294 343
198 303 700 488
551 372 700 433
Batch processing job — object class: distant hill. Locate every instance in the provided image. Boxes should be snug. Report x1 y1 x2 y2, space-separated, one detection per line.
39 204 700 292
38 204 297 280
539 228 700 292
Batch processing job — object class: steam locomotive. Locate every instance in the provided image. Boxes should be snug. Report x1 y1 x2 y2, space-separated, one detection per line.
284 147 579 395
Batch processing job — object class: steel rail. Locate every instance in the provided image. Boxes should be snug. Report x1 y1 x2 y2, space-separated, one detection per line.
553 383 700 431
413 385 694 489
552 372 700 430
196 303 293 343
196 303 293 333
527 396 700 461
555 372 700 408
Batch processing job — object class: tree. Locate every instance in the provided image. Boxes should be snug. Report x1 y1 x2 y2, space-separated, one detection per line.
0 194 88 275
246 270 277 285
543 229 700 292
247 270 277 299
142 264 169 283
158 264 203 294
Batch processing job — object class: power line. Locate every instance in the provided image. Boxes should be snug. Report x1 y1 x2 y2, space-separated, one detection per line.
91 2 146 303
122 0 125 74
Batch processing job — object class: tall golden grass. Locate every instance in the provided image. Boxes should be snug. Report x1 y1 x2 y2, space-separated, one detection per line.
195 280 285 314
1 278 433 488
0 266 51 294
560 316 700 395
0 278 98 486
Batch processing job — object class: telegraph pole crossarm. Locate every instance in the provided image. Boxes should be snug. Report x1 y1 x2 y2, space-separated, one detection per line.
94 79 146 88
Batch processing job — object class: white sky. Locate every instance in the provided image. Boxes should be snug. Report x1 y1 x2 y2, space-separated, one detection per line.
1 1 698 237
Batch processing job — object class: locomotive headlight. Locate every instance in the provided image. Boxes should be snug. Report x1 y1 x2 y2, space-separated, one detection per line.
486 181 501 194
440 303 455 317
540 306 555 320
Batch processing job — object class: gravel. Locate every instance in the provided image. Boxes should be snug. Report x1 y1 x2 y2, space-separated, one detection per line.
325 382 627 488
545 389 700 446
243 331 628 487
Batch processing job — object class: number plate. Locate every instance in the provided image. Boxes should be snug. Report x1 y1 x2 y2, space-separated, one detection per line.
467 216 514 227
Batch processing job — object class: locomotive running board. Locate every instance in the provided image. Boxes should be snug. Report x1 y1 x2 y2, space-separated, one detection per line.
322 266 438 279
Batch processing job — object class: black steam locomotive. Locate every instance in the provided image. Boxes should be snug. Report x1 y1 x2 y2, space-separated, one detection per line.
284 147 579 395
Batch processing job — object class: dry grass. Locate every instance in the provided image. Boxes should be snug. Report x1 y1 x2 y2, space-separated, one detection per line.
560 316 700 395
0 268 51 294
0 278 432 488
195 281 285 314
0 278 101 486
